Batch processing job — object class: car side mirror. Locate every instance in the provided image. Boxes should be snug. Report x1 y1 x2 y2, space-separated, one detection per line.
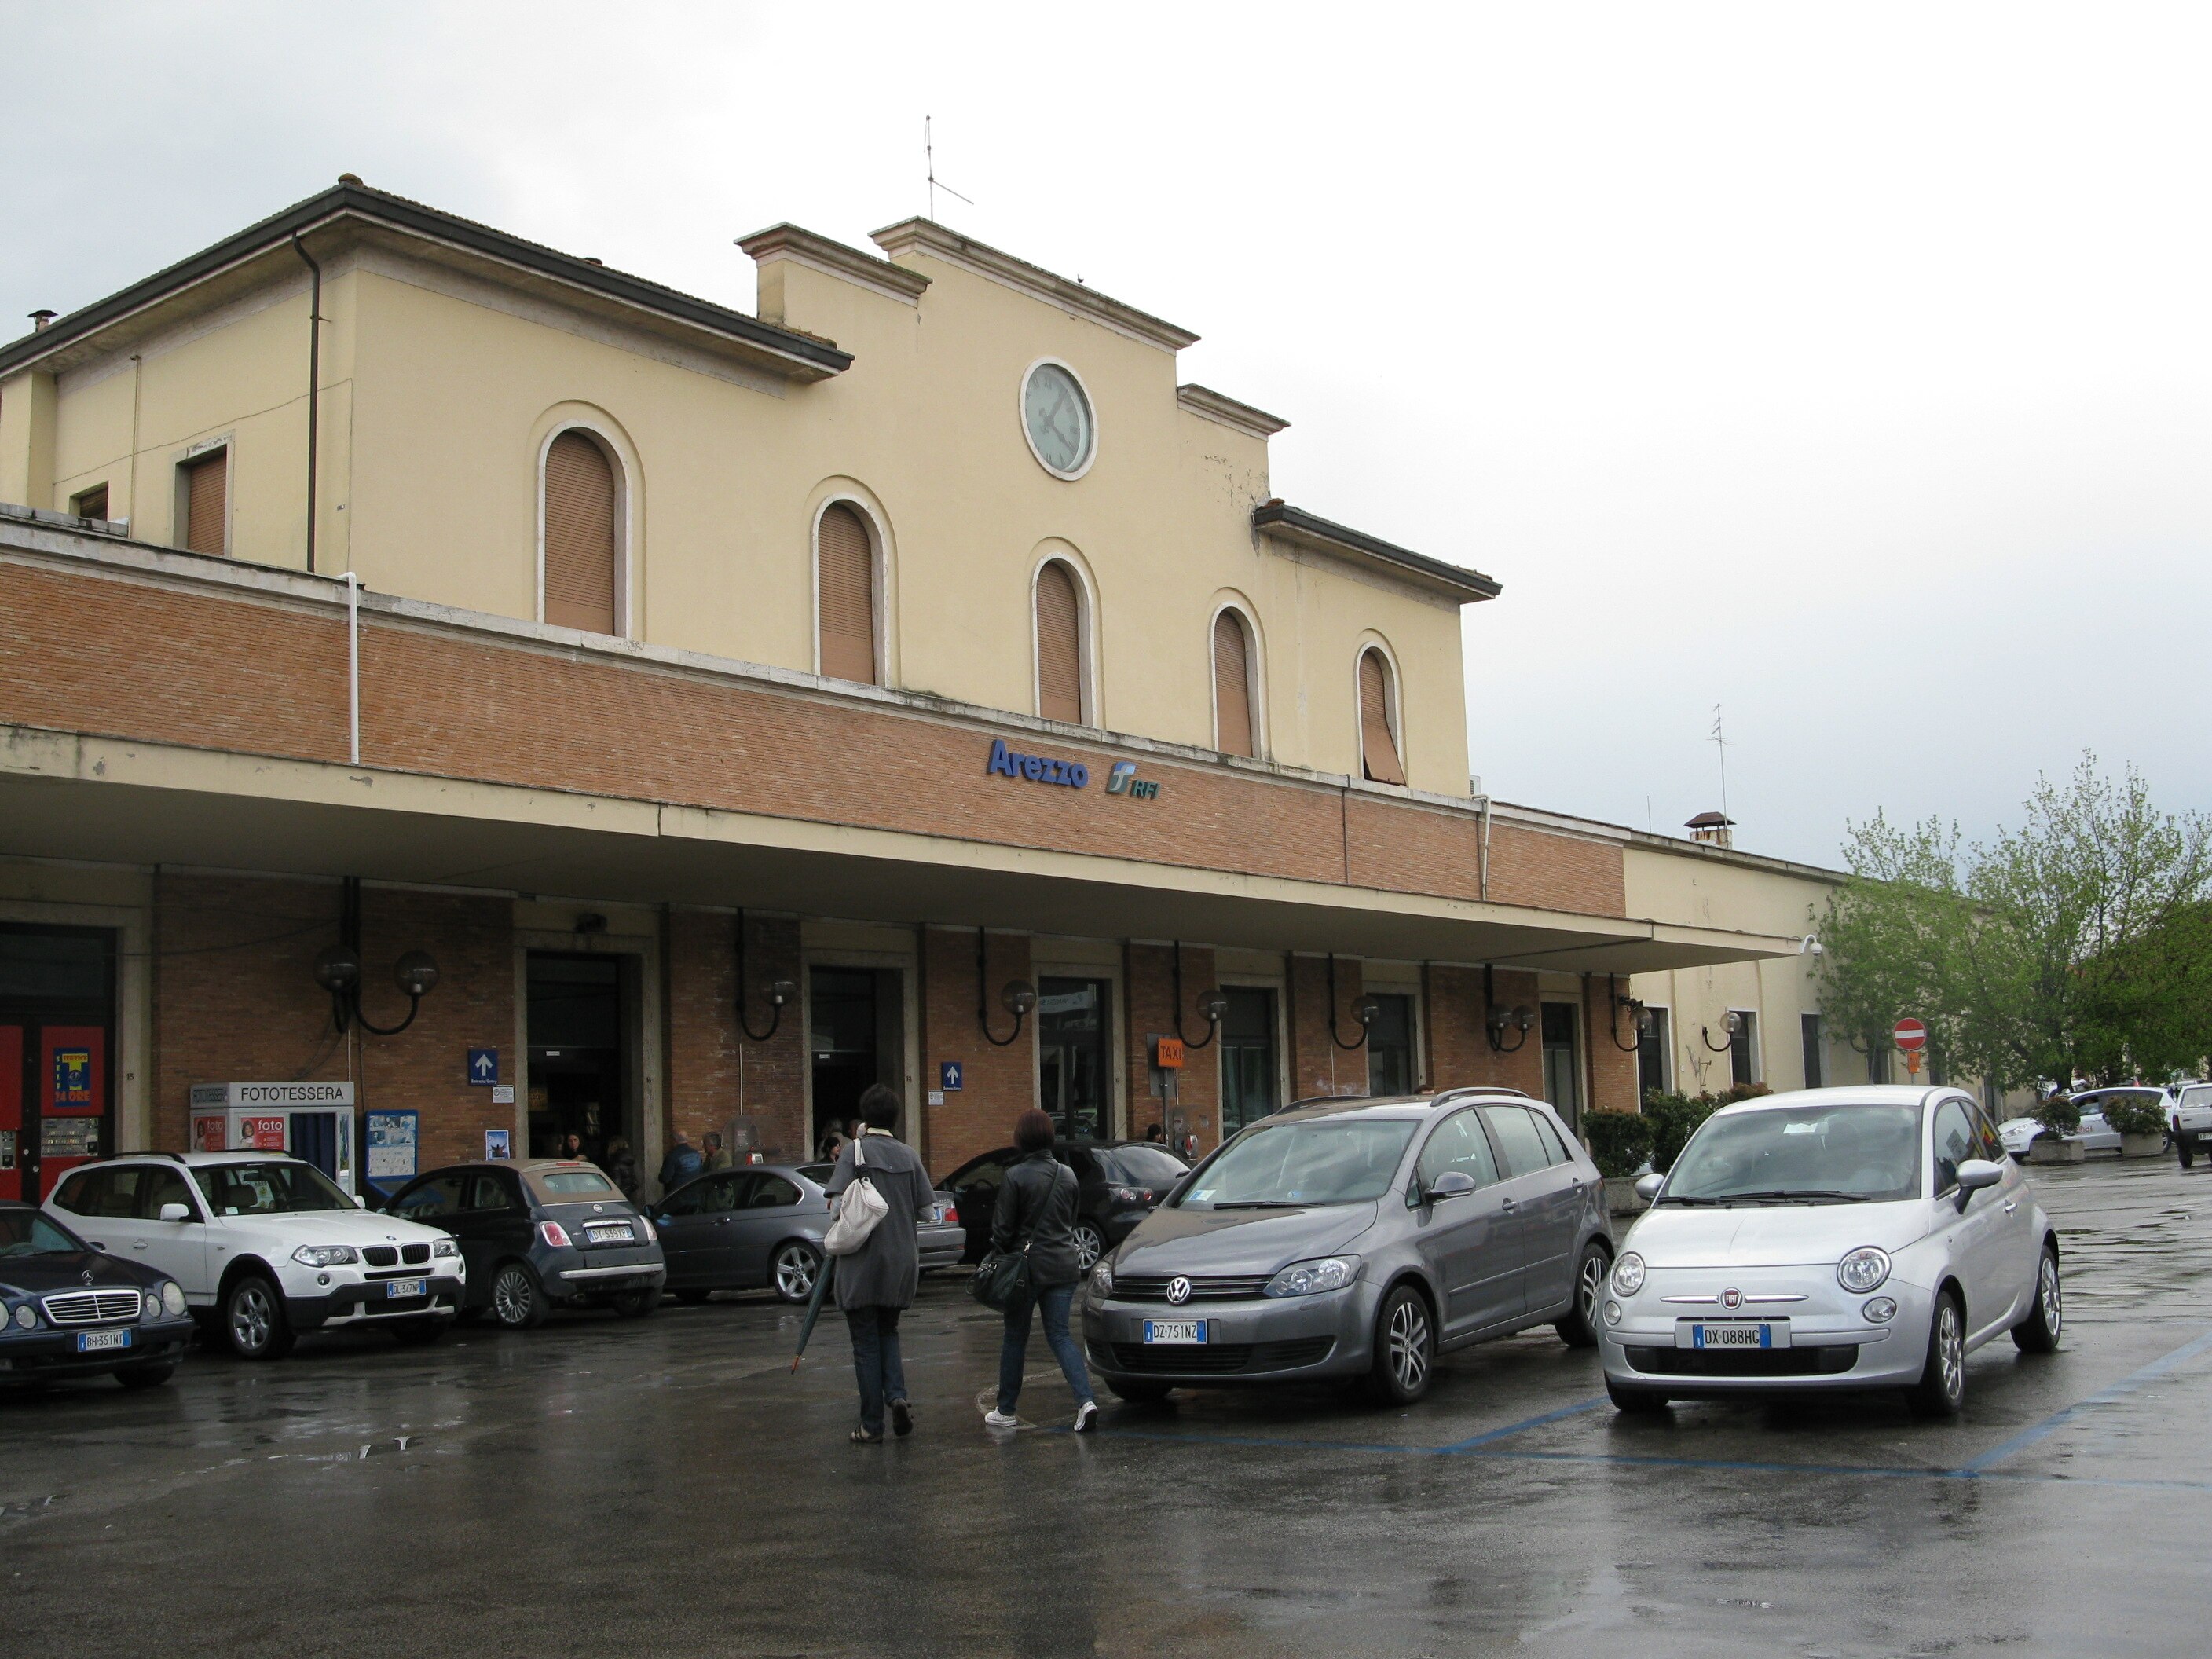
1634 1173 1665 1203
1423 1170 1478 1204
1956 1159 2004 1203
159 1203 192 1224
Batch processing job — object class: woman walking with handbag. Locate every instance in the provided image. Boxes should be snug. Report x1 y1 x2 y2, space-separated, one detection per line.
983 1108 1100 1433
823 1084 935 1445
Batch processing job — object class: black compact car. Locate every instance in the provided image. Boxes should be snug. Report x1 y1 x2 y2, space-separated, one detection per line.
383 1159 666 1329
941 1139 1190 1271
0 1203 196 1388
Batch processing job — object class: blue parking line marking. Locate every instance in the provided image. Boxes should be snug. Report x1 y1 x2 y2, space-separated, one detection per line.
1437 1396 1608 1452
1961 1326 2212 1473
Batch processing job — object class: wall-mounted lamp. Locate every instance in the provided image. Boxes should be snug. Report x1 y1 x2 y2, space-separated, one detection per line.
1483 964 1533 1053
734 908 796 1042
316 879 438 1036
978 927 1035 1047
1324 953 1376 1050
1608 976 1648 1053
1701 1009 1745 1053
1170 940 1225 1049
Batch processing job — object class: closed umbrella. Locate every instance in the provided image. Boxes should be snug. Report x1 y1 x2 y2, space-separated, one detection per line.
789 1252 835 1372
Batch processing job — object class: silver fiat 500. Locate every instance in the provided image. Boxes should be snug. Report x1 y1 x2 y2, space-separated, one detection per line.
1600 1086 2064 1416
1084 1091 1615 1407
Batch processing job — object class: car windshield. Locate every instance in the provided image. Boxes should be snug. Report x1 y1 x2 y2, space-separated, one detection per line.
2183 1086 2212 1111
1663 1104 1924 1205
192 1161 353 1216
1176 1118 1417 1210
1098 1146 1188 1186
0 1211 82 1257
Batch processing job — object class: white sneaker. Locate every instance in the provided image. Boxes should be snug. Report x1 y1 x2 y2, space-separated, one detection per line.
1072 1401 1099 1434
983 1409 1020 1428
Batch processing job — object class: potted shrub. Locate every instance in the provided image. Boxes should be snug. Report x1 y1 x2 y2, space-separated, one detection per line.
2028 1093 2085 1164
2102 1094 2169 1159
1583 1111 1657 1215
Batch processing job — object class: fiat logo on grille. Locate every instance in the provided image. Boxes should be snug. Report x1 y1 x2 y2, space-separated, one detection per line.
1166 1276 1193 1306
1721 1287 1743 1310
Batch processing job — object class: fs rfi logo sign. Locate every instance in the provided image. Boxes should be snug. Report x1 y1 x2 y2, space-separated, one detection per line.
1105 762 1159 800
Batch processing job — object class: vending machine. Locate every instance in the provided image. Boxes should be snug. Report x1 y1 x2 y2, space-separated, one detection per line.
188 1082 359 1196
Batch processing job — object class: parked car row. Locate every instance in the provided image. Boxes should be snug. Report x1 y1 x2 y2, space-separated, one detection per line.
1995 1084 2212 1164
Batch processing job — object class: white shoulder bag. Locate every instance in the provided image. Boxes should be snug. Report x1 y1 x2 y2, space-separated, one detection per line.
822 1136 891 1256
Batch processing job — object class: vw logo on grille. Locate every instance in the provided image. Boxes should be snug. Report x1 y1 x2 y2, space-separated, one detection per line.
1166 1276 1193 1306
1720 1287 1743 1310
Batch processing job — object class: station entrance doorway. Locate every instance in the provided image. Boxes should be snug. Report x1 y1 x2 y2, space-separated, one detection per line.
808 967 903 1155
527 954 633 1165
0 926 115 1202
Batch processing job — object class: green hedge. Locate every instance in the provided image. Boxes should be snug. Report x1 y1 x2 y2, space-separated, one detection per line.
2034 1094 2082 1136
2102 1096 2166 1137
1582 1111 1657 1178
1643 1082 1774 1173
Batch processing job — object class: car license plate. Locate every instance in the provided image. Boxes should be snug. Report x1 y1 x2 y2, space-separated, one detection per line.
1680 1320 1789 1350
75 1328 131 1353
386 1279 427 1298
1142 1319 1206 1345
586 1224 634 1244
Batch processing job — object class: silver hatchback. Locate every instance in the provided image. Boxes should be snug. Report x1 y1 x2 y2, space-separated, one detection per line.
1083 1092 1614 1405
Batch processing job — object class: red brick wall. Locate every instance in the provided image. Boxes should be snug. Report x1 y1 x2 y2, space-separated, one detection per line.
1122 942 1221 1151
1422 965 1544 1096
0 559 1628 919
152 873 512 1171
920 928 1033 1178
665 909 804 1160
1286 954 1369 1104
1583 972 1639 1118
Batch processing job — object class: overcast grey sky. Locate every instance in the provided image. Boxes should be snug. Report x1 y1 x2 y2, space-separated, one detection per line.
5 2 2206 868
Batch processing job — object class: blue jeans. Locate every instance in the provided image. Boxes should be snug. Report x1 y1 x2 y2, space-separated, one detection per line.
998 1282 1094 1415
845 1306 906 1437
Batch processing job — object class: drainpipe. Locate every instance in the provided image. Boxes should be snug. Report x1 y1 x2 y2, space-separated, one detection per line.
341 572 360 764
1478 793 1492 902
291 234 322 574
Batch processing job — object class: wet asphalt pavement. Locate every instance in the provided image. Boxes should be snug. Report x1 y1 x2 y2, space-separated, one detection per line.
4 1159 2210 1659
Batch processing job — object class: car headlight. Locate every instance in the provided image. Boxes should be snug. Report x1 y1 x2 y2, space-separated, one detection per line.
11 1302 35 1330
1611 1252 1646 1296
141 1288 165 1324
292 1245 359 1268
1090 1258 1114 1298
432 1238 461 1258
1262 1256 1360 1298
162 1280 188 1317
1837 1247 1892 1294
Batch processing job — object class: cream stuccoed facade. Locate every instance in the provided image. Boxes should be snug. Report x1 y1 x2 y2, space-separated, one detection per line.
1 185 1486 793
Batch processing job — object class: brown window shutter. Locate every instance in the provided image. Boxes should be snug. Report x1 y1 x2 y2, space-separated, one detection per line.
1213 610 1254 757
1359 649 1406 785
183 452 227 555
815 504 877 683
542 431 618 634
1035 561 1083 723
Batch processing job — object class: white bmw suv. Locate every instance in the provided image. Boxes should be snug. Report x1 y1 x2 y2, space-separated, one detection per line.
46 1152 465 1359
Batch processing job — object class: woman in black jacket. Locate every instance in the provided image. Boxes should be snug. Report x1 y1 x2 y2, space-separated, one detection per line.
984 1108 1099 1433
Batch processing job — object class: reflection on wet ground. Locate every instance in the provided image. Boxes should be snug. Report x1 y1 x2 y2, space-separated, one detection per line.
2 1158 2208 1657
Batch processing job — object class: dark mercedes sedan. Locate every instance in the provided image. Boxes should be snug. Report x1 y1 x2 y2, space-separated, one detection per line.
0 1203 196 1389
383 1159 666 1329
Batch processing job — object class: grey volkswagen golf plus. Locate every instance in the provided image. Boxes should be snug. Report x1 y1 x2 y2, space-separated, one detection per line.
1083 1091 1613 1405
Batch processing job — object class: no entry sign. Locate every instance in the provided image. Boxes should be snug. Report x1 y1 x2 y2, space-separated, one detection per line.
1892 1018 1928 1053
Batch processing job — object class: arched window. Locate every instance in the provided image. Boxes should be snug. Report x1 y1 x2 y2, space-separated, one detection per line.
1357 646 1405 785
542 430 619 635
1035 559 1086 723
1212 608 1256 758
816 502 878 683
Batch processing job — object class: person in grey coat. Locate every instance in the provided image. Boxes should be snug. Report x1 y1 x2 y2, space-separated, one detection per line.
823 1084 936 1444
984 1108 1099 1433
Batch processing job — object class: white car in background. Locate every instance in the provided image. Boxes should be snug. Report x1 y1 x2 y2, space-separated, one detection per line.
47 1152 464 1360
1602 1087 2060 1418
1998 1105 2120 1160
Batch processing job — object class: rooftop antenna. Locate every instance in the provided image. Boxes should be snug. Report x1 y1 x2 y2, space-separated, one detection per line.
925 115 973 222
1709 703 1730 823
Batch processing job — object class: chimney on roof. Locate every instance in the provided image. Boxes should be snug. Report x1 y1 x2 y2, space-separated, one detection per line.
1686 811 1735 848
339 173 363 186
29 309 56 331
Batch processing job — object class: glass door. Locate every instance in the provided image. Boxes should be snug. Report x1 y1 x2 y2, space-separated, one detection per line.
1036 977 1110 1140
1219 987 1279 1136
1540 1002 1582 1133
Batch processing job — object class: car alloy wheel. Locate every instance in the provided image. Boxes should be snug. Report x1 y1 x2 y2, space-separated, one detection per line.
492 1264 544 1330
772 1243 820 1303
229 1281 273 1353
1385 1291 1432 1397
1072 1222 1104 1273
2038 1253 2062 1340
1580 1248 1606 1325
1910 1292 1966 1418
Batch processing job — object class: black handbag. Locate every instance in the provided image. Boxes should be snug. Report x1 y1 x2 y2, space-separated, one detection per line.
969 1163 1069 1311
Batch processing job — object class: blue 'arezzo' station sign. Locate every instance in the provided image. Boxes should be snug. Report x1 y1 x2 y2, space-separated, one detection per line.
987 738 1090 789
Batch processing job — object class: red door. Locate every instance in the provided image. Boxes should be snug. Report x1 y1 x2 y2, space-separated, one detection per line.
38 1026 105 1200
0 1027 21 1203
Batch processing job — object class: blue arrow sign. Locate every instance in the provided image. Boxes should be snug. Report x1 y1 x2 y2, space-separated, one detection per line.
939 1060 963 1092
467 1048 500 1086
